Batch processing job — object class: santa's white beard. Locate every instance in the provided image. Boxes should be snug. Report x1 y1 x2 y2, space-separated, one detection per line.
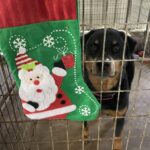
19 76 58 111
31 84 57 101
32 85 58 111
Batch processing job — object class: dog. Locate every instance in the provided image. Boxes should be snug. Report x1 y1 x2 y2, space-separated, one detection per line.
81 28 136 150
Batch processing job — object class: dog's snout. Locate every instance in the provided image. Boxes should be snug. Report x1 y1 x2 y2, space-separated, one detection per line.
104 62 110 68
96 62 102 70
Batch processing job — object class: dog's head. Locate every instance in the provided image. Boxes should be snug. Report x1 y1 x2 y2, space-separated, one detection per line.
82 29 136 91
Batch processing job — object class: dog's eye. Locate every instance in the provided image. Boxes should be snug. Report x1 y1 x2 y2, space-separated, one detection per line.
112 46 119 53
91 43 98 50
94 40 99 46
89 45 97 53
37 76 40 79
30 78 32 81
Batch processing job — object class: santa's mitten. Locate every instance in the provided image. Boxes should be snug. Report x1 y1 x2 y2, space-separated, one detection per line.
22 102 37 112
52 67 67 86
0 0 101 121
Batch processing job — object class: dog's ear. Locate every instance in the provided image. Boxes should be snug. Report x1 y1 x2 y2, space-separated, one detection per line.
127 36 137 53
80 30 97 50
119 31 137 54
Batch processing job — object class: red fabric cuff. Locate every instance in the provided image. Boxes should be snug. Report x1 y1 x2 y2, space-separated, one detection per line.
0 0 77 28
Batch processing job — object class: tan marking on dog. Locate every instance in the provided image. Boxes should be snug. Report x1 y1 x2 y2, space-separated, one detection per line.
83 126 89 139
113 137 122 150
102 107 127 117
85 59 97 75
85 61 122 91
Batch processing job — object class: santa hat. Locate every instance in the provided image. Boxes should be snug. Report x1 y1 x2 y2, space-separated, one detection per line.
15 47 40 71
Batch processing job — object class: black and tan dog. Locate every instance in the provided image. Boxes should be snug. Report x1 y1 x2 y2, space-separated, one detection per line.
81 28 136 150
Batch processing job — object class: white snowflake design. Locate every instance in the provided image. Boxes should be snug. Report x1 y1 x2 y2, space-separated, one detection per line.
75 86 84 94
43 35 55 48
79 105 91 116
13 37 26 49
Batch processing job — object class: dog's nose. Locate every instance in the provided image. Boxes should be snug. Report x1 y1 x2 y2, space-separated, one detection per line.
96 62 102 70
104 62 110 68
96 62 110 70
34 80 40 85
104 62 111 72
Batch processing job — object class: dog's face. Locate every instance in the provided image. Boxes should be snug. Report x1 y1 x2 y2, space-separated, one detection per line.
83 29 136 91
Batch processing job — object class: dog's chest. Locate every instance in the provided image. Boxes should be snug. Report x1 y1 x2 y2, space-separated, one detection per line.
88 74 119 91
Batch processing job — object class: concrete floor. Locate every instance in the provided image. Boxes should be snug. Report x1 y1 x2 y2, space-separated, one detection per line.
27 62 150 150
0 62 150 150
0 63 150 150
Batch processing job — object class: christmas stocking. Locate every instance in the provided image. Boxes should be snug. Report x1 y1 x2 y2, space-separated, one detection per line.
0 0 101 121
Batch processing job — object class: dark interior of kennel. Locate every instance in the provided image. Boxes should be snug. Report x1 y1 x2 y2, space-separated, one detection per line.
0 0 150 150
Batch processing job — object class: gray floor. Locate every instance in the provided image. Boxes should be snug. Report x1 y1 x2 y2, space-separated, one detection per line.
28 63 150 150
0 63 150 150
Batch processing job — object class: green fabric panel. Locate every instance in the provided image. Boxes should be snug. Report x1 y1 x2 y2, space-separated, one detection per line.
0 20 100 121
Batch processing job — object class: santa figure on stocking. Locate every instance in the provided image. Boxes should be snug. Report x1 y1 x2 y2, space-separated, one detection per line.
16 47 76 120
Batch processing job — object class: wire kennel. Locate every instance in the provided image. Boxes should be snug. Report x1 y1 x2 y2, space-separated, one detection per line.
0 0 150 150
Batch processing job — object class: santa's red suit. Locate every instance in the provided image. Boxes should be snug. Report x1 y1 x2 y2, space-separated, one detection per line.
21 54 76 120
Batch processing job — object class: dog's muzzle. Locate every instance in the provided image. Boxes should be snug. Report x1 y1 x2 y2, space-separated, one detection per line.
86 58 117 77
96 62 115 77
